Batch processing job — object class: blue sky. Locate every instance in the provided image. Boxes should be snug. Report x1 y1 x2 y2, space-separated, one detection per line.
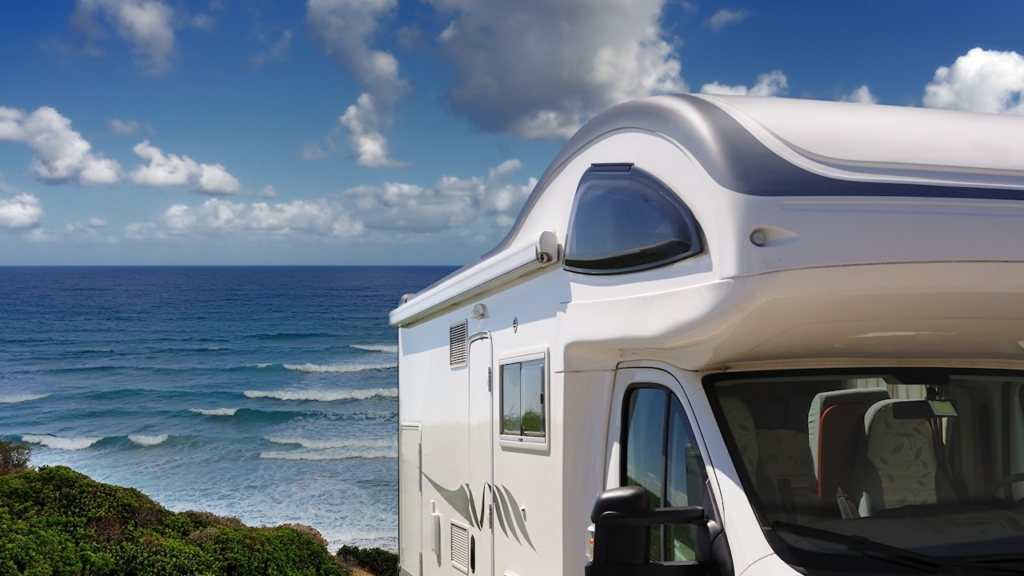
1 1 1023 265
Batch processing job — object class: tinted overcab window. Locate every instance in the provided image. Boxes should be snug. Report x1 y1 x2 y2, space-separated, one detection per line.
565 164 702 274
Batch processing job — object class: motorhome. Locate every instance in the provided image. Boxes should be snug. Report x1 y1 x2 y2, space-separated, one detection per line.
389 94 1024 576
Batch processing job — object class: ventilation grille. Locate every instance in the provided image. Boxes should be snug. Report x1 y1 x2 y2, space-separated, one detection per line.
450 522 469 573
449 321 468 367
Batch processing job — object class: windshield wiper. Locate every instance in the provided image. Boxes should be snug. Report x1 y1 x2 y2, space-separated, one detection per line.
770 521 1020 574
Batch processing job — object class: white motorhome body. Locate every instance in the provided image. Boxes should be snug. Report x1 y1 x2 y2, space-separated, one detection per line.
390 95 1024 576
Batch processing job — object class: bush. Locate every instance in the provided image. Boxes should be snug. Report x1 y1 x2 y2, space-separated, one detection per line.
0 440 31 476
0 466 345 575
336 545 398 576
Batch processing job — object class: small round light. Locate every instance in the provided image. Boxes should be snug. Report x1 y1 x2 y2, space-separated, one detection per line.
750 230 767 247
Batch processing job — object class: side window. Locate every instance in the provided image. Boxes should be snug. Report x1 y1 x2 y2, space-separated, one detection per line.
623 386 707 562
564 164 703 275
501 358 545 440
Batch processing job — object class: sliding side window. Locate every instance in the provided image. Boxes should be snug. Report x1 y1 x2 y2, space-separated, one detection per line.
501 358 546 442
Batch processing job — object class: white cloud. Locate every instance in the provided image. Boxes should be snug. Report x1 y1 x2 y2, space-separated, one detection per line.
339 93 406 167
124 221 160 240
161 198 364 237
842 85 877 105
250 29 293 68
343 159 535 233
73 0 177 76
0 194 43 229
705 8 750 31
0 105 122 185
108 118 152 135
130 140 240 195
429 0 686 139
87 217 108 227
258 185 277 199
700 70 787 97
924 48 1024 114
307 0 407 166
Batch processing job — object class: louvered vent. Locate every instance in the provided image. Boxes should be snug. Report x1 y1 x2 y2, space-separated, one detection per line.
449 320 468 367
450 522 469 573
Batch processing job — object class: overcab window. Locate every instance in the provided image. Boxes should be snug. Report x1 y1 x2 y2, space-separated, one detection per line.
501 358 545 440
564 163 703 275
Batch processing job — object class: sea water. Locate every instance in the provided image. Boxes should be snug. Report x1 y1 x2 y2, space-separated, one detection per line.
0 266 453 551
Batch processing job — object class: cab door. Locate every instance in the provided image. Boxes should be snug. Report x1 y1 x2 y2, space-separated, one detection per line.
608 367 712 563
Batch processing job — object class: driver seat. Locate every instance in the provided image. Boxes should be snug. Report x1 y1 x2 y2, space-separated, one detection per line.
858 399 956 515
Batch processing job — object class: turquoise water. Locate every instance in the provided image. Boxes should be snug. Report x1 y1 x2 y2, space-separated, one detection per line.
0 266 453 551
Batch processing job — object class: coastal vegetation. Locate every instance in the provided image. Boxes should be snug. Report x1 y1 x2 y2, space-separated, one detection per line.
0 446 398 576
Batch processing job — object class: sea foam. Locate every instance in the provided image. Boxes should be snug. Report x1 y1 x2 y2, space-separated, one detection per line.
22 434 103 450
243 388 398 401
128 434 169 446
0 393 49 404
189 408 239 416
350 344 398 354
264 436 395 450
282 362 396 373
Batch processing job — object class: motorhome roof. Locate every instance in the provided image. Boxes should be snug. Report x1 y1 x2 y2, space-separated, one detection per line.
493 94 1024 259
391 95 1024 327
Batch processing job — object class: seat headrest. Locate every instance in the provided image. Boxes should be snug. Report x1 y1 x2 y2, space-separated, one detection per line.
808 388 890 478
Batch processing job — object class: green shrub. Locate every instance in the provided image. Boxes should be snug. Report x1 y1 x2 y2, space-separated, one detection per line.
336 545 398 576
0 440 31 476
0 466 345 576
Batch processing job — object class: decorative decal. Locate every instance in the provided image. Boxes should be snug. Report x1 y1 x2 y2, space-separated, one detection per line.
423 474 535 551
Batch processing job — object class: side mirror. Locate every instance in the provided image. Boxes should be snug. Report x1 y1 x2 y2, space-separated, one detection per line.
585 486 709 576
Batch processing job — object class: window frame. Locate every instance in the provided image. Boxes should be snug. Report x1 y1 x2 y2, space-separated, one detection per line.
498 348 550 452
564 164 705 276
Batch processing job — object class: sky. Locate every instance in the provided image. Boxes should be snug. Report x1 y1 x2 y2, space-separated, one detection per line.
2 1 1024 265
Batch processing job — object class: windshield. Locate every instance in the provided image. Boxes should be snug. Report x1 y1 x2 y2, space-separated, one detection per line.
708 369 1024 574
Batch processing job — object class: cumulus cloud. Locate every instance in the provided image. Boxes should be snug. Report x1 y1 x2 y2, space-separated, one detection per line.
160 198 364 237
842 85 877 105
130 140 240 195
87 217 108 227
339 93 407 167
307 0 407 166
700 70 787 97
0 105 122 185
924 48 1024 114
250 29 292 68
429 0 686 139
705 8 751 31
0 194 43 229
343 159 535 233
73 0 178 75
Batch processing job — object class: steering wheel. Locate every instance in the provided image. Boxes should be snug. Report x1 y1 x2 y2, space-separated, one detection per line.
983 473 1024 498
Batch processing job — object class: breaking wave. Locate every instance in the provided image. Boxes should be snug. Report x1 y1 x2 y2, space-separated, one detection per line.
189 408 239 416
282 362 396 374
350 344 398 354
264 437 395 450
243 388 397 402
128 434 169 446
22 434 103 450
0 393 49 404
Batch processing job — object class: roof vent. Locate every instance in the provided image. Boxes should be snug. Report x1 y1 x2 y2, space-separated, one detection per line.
450 320 468 367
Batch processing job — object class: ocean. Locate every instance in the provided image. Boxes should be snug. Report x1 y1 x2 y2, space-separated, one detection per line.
0 266 454 552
